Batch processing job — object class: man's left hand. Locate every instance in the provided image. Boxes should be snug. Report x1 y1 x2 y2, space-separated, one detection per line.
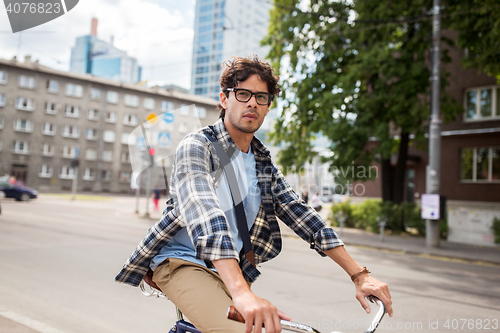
354 275 393 317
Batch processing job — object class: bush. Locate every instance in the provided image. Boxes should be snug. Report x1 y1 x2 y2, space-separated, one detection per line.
351 199 382 231
330 200 355 228
492 217 500 244
328 199 446 238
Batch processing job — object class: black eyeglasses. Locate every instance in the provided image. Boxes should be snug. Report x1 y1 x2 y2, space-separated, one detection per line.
224 88 273 106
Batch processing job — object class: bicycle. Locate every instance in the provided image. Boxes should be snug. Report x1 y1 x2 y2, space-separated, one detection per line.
139 280 386 333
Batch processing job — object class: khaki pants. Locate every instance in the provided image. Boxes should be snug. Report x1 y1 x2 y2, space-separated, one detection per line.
152 258 246 333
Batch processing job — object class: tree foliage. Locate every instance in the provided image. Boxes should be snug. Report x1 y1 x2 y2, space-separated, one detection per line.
263 0 462 205
445 0 500 83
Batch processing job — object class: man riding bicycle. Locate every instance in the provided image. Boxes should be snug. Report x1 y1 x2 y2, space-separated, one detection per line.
116 55 393 333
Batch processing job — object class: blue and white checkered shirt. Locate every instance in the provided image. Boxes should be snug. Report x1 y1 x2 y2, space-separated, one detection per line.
115 119 343 286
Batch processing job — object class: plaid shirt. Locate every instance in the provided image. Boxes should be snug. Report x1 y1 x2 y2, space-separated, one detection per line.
115 119 343 286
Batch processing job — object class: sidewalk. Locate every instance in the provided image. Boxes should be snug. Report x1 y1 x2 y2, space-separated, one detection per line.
278 203 500 266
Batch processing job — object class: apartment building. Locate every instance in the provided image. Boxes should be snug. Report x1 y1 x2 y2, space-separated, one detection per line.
0 56 219 193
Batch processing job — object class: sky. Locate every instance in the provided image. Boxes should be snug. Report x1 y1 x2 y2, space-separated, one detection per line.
0 0 196 89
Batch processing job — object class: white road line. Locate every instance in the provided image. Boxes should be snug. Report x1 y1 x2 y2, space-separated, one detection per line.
60 0 68 13
0 310 66 333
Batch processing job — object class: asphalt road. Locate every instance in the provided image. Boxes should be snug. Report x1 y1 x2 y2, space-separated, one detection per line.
0 195 499 333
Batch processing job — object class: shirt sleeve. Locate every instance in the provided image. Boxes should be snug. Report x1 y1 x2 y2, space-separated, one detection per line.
271 164 344 255
174 133 240 262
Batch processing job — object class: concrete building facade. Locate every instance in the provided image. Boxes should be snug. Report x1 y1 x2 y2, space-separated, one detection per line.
0 56 219 194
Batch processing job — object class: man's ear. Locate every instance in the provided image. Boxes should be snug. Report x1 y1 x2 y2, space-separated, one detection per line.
220 91 227 109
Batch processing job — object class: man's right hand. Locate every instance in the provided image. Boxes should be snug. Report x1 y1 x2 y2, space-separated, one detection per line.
232 289 291 333
212 258 290 333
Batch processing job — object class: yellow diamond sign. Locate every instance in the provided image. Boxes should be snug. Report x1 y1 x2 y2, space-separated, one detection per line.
146 112 158 124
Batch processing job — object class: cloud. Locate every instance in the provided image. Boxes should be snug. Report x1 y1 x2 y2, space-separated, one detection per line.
0 0 194 89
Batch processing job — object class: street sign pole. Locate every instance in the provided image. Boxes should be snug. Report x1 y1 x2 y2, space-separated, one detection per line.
426 0 442 248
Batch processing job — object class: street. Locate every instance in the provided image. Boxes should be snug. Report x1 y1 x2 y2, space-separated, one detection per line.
0 195 499 333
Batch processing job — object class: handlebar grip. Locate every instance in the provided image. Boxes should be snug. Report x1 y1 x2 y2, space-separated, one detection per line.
227 306 245 323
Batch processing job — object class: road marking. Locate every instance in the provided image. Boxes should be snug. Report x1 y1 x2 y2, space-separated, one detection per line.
0 310 65 333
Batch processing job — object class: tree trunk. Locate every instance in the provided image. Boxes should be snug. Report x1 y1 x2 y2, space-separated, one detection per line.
393 131 409 205
381 158 393 202
393 131 410 231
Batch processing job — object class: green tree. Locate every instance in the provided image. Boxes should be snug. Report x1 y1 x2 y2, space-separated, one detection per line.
445 0 500 83
264 0 462 213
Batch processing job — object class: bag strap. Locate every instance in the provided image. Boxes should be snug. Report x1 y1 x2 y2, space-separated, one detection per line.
203 133 256 266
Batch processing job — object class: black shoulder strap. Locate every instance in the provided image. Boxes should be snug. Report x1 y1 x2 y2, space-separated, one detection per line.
203 133 256 266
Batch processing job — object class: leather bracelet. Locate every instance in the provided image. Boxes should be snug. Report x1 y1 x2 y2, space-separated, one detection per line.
350 267 371 282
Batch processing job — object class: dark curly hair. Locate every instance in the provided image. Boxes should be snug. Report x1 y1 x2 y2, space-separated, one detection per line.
218 55 280 119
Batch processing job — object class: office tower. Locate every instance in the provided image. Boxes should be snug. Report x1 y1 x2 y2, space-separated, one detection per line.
70 18 141 84
191 0 272 100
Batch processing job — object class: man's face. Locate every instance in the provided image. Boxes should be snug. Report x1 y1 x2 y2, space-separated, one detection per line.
220 74 270 135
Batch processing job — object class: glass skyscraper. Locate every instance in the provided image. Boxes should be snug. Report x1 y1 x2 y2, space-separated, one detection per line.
191 0 272 100
70 19 141 84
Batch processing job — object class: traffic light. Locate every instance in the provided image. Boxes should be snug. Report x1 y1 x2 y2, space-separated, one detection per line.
70 159 80 168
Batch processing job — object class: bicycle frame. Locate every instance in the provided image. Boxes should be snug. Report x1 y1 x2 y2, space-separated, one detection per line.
139 280 386 333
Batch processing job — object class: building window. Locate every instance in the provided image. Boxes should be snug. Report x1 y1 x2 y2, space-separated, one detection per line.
42 144 55 156
39 165 53 178
65 105 80 118
15 97 35 111
160 101 173 112
0 70 7 84
83 168 95 181
195 87 208 95
121 151 130 163
194 107 207 119
123 114 137 126
0 116 3 129
124 94 139 107
121 133 131 145
42 122 56 136
86 128 98 140
45 102 58 114
106 91 119 104
103 130 116 142
88 108 99 120
0 93 5 107
62 146 77 158
90 88 101 100
62 125 80 138
46 80 59 93
12 141 29 155
105 111 117 123
120 171 131 182
461 147 500 182
85 148 97 161
179 104 189 116
102 150 113 161
101 170 112 181
18 75 35 89
13 140 30 154
464 86 499 121
144 97 155 110
13 119 33 132
60 165 76 179
65 83 83 97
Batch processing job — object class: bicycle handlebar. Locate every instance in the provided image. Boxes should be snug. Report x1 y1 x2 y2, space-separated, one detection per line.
227 295 386 333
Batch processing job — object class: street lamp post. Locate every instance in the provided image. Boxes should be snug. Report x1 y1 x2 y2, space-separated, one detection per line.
426 0 442 248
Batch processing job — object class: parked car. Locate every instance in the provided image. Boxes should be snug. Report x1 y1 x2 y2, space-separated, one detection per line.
0 183 38 201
